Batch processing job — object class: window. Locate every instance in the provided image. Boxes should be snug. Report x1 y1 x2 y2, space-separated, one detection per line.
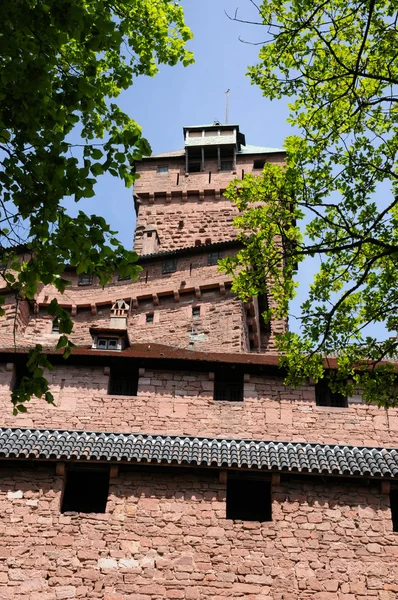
390 489 398 532
146 312 154 324
96 338 119 350
258 294 271 334
52 319 60 334
315 380 347 407
157 164 169 174
188 162 201 173
221 160 233 171
227 477 272 522
13 363 29 392
192 306 200 319
61 470 109 513
208 251 221 266
108 367 138 396
253 159 265 170
162 259 177 274
214 370 244 402
78 273 93 286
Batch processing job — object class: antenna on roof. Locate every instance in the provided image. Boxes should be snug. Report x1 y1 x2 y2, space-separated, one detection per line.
225 89 230 124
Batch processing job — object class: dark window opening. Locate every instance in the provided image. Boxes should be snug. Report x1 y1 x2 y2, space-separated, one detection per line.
176 173 180 185
188 162 201 173
162 259 177 274
145 270 149 283
390 489 398 532
315 380 347 407
157 164 168 174
52 319 60 333
192 306 200 318
214 370 244 402
178 220 184 229
227 477 272 522
221 160 233 171
195 240 201 246
61 470 109 514
108 367 138 396
146 312 154 324
13 362 29 392
208 251 221 266
258 294 271 334
253 159 266 170
78 273 93 286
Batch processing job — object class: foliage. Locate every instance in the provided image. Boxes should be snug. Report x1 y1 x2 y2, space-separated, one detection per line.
0 0 193 410
224 0 398 406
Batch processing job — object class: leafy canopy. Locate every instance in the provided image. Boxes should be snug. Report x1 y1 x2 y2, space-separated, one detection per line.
0 0 193 413
223 0 398 406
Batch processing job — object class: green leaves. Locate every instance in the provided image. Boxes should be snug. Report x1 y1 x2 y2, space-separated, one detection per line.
227 0 398 407
0 0 193 409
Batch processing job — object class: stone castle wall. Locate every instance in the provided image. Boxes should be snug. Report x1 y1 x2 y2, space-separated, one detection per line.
0 466 395 600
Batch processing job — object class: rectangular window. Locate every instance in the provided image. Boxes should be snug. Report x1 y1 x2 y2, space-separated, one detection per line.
390 489 398 532
146 312 154 324
78 273 93 286
108 367 138 396
221 160 233 171
192 306 200 318
315 380 347 407
188 162 201 173
208 251 221 266
227 477 272 522
52 319 60 334
214 370 244 402
162 259 177 274
61 470 109 513
157 164 169 174
253 159 266 170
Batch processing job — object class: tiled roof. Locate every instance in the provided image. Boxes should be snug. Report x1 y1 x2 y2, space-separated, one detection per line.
1 428 397 479
139 239 240 261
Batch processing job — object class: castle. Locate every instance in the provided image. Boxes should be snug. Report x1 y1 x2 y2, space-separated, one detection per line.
0 123 396 599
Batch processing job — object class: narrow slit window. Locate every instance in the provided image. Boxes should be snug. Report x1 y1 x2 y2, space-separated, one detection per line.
192 306 200 319
52 319 60 334
214 370 244 402
146 312 154 324
61 470 109 513
162 259 177 274
315 380 347 407
227 477 272 522
157 164 168 174
208 251 221 266
78 273 93 286
108 367 138 396
390 489 398 532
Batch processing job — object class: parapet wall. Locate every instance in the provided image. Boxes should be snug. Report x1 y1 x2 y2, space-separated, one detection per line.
0 364 397 447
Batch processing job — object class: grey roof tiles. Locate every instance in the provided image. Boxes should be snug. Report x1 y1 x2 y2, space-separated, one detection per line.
0 428 397 479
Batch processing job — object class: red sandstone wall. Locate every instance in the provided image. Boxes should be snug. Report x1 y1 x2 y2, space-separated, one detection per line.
1 365 398 447
0 467 395 599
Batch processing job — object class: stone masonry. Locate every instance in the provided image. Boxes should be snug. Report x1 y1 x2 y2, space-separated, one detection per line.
0 123 396 600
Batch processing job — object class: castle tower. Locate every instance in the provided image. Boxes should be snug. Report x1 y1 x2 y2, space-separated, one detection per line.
131 122 286 353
